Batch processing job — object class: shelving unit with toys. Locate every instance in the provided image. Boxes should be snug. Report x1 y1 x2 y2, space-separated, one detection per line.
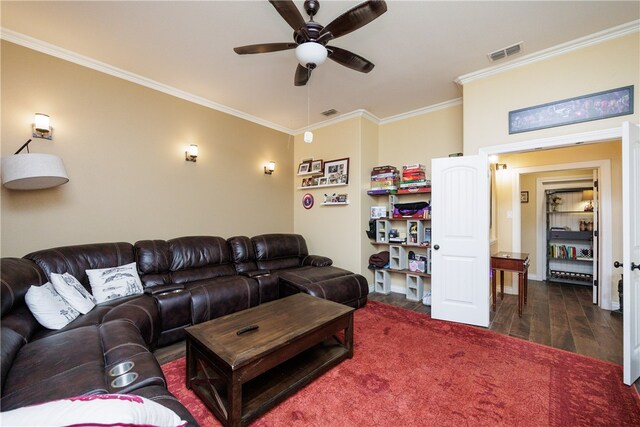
367 164 432 304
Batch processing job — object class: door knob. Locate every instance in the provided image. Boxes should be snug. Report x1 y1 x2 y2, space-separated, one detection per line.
614 261 623 268
632 262 640 271
433 244 440 250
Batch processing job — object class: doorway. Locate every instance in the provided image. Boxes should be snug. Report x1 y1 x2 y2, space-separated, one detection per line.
490 142 618 311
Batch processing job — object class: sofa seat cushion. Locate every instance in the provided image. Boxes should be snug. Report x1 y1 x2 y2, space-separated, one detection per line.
277 265 351 284
29 294 159 346
280 273 369 309
186 276 260 324
1 320 165 411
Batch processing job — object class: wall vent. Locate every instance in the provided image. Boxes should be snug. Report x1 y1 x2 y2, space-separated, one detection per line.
321 108 339 117
488 42 523 62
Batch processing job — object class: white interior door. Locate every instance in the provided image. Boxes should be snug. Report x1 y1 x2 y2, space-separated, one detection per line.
431 155 490 327
592 171 599 305
622 122 640 386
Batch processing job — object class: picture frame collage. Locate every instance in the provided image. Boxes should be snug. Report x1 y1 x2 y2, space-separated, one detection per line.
298 157 349 188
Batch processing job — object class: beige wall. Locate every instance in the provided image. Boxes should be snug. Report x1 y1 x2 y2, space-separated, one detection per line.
463 33 639 155
379 104 463 167
1 41 293 257
293 118 366 274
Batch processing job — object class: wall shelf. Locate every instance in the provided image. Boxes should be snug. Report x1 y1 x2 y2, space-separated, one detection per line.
297 183 348 190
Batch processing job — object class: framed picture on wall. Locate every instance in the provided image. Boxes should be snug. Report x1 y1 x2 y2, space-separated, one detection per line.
520 191 529 203
324 158 349 185
508 85 634 134
297 161 311 175
311 159 323 174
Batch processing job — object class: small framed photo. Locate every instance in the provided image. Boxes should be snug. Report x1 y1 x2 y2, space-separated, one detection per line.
297 161 311 175
520 191 529 203
318 177 328 186
324 158 349 185
311 159 323 174
337 194 348 203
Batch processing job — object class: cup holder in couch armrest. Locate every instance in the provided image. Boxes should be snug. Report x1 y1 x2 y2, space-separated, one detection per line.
108 361 135 377
111 372 139 388
143 283 185 296
240 269 271 278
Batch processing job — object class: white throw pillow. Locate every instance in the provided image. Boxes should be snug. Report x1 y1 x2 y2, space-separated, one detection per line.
50 272 96 314
0 394 186 427
24 282 80 330
86 262 144 304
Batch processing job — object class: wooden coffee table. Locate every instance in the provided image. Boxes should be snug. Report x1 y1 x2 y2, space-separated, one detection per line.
185 293 355 427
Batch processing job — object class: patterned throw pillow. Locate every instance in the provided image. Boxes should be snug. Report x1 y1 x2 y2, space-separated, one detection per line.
0 394 186 426
24 282 80 330
50 272 96 314
85 262 144 304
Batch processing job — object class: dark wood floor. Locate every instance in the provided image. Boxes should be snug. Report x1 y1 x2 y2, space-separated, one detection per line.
369 279 624 365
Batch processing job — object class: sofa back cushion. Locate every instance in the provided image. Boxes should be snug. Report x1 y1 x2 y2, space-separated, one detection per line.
1 258 46 345
1 258 45 318
134 240 171 287
227 236 258 273
168 236 236 284
251 234 309 271
24 243 135 293
1 327 25 396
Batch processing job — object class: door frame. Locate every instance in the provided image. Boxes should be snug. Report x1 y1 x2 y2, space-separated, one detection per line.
479 126 622 307
509 160 612 309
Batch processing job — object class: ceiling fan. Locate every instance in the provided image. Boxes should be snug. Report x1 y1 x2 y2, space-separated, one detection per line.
233 0 387 86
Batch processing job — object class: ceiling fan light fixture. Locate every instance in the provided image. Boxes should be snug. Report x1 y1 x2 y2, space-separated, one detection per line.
295 42 327 68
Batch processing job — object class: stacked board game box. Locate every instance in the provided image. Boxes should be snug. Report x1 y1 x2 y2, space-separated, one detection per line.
368 165 399 194
399 164 430 193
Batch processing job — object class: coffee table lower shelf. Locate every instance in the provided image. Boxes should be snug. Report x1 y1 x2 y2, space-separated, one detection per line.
188 337 350 426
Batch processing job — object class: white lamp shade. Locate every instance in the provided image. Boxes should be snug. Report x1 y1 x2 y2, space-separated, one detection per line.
34 113 50 133
1 153 69 190
188 144 199 157
267 161 276 172
295 43 328 67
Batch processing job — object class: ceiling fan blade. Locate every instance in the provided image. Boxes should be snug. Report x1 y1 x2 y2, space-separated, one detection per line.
269 0 306 30
320 0 387 40
327 46 375 73
294 64 311 86
234 43 297 55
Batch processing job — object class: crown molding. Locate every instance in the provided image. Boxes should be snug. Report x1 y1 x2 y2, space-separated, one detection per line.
379 98 462 125
455 20 640 86
293 109 381 134
0 28 294 135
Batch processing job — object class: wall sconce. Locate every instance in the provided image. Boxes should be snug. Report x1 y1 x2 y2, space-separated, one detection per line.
495 163 507 170
185 144 198 162
264 161 276 175
32 113 53 140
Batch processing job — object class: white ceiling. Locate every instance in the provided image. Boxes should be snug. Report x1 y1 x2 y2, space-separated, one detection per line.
2 1 638 133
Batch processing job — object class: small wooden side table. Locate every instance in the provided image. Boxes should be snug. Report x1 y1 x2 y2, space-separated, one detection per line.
491 252 530 317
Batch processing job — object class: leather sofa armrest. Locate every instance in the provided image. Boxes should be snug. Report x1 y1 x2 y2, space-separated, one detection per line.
240 269 270 278
302 255 333 267
143 284 185 296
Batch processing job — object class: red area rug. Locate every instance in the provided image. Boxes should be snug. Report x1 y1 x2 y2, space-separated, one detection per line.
162 301 640 426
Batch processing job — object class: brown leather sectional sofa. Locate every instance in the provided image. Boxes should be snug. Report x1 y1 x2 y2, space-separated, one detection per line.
0 233 368 425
